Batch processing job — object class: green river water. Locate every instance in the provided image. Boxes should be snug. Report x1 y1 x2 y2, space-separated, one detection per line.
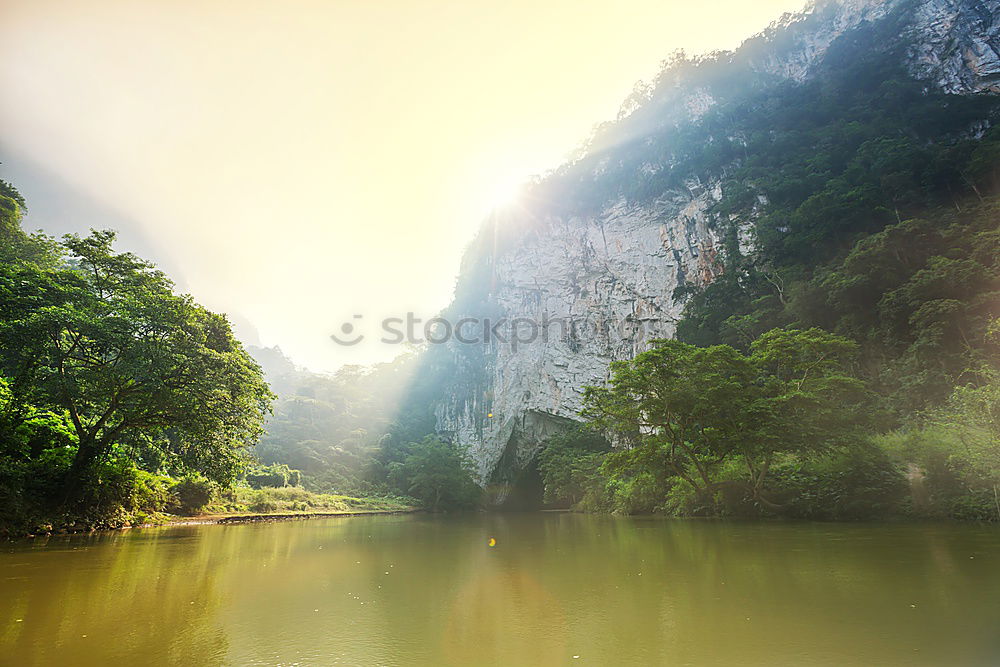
1 513 999 666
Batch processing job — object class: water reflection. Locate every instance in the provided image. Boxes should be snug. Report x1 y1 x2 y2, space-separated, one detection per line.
2 514 999 666
1 528 230 665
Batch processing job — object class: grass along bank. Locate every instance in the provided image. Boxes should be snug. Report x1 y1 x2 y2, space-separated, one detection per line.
191 486 418 521
7 479 418 538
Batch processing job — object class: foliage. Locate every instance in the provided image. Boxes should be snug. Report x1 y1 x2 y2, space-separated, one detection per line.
0 230 273 491
764 449 906 520
928 371 1000 505
245 462 301 489
601 470 672 515
0 179 60 269
0 180 273 533
536 426 610 507
583 329 872 509
877 365 1000 520
170 476 216 515
205 486 414 515
387 436 480 511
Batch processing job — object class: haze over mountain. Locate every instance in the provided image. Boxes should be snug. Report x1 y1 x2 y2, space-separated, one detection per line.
430 0 1000 485
0 0 805 372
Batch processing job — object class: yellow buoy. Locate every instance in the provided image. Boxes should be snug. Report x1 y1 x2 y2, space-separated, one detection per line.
488 537 497 547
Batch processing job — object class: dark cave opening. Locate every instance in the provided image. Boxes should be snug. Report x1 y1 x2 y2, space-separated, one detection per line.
494 457 545 511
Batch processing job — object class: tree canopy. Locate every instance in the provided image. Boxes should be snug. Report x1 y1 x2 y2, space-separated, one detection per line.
1 231 272 487
583 329 872 507
0 182 273 531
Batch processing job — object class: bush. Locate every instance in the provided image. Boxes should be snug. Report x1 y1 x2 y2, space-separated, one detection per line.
947 490 1000 521
129 470 173 521
766 449 907 520
245 462 301 489
0 455 68 535
605 471 670 514
170 476 215 515
228 486 351 514
537 427 610 508
248 495 279 513
877 423 1000 521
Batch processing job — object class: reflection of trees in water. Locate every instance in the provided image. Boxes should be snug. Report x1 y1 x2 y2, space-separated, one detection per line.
1 529 229 666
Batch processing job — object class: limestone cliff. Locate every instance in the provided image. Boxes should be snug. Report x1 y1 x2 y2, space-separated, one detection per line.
434 0 1000 489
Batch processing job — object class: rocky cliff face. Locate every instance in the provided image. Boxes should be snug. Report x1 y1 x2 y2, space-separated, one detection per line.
435 0 1000 489
435 186 733 489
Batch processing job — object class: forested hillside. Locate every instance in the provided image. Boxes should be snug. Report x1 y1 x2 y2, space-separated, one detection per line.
250 346 480 510
525 2 1000 519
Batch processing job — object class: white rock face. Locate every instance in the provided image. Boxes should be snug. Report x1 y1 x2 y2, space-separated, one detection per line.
436 186 728 483
907 0 1000 93
435 0 1000 486
749 0 894 83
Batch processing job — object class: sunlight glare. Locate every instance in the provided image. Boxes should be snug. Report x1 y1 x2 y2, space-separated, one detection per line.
484 170 527 211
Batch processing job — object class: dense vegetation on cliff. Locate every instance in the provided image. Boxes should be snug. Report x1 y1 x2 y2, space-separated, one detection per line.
245 1 1000 520
533 2 1000 520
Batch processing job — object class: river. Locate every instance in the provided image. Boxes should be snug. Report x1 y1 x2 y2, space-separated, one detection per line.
2 513 999 666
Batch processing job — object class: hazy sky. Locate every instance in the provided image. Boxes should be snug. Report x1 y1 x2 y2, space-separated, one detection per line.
0 0 806 372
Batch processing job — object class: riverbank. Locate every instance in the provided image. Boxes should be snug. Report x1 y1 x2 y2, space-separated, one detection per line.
4 487 420 539
164 507 419 527
202 486 417 516
9 505 420 539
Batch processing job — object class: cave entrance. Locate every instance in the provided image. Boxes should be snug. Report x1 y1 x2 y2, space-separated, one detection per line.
495 456 545 511
487 411 577 511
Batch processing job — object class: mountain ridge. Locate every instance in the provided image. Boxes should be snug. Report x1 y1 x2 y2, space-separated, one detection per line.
431 0 1000 492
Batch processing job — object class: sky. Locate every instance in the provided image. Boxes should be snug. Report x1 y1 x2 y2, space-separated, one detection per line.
0 0 806 373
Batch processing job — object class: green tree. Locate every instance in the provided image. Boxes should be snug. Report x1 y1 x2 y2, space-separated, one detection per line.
583 340 756 497
583 329 872 508
744 328 873 502
0 230 273 496
0 180 60 269
388 436 480 510
536 426 610 507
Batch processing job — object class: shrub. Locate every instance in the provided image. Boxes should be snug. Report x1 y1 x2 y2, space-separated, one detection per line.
606 471 670 514
245 463 301 489
877 422 1000 521
170 476 215 515
537 427 610 508
248 494 279 513
766 449 907 520
130 471 173 516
